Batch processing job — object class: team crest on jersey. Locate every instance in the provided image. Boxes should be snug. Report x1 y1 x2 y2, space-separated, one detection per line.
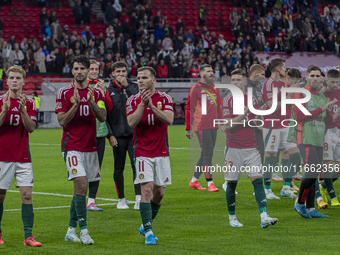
139 173 145 180
70 96 75 103
56 102 62 109
326 98 331 103
157 101 162 109
127 106 132 113
223 109 230 116
267 93 272 99
270 145 275 150
72 168 77 175
324 153 329 158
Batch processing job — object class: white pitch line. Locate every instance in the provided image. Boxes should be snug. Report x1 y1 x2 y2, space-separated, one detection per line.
4 203 117 212
7 190 135 204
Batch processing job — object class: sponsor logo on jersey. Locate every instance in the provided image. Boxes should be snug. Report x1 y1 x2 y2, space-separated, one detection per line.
223 109 230 116
165 105 173 110
12 107 19 112
270 145 275 150
324 153 329 158
157 101 162 109
56 102 62 109
72 168 77 175
70 96 75 103
164 177 169 183
139 173 145 180
127 106 132 113
81 97 87 102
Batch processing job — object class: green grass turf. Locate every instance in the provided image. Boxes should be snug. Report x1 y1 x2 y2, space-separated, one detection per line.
1 125 339 255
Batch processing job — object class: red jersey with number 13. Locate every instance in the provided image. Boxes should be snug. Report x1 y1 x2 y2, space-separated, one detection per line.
0 96 37 162
126 90 174 158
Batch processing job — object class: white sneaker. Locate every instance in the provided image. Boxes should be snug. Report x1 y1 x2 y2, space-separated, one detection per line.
117 198 129 209
80 231 94 245
229 218 244 227
65 231 81 242
265 189 280 199
280 188 297 199
272 173 283 181
134 198 141 210
222 182 238 194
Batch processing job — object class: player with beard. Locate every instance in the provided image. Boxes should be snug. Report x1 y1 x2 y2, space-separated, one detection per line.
261 59 301 200
289 65 340 218
86 60 113 211
56 55 106 244
318 69 340 207
186 64 221 192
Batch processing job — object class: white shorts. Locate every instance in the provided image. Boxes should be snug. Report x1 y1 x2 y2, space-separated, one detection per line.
263 127 296 153
323 128 340 161
62 151 101 182
134 156 171 187
0 162 33 190
224 147 262 181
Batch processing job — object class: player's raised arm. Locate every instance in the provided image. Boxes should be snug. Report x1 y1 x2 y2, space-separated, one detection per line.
57 88 80 127
127 91 148 128
18 94 36 133
148 96 174 125
0 92 10 127
87 86 106 122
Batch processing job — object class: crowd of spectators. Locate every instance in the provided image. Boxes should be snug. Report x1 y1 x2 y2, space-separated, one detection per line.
0 0 339 80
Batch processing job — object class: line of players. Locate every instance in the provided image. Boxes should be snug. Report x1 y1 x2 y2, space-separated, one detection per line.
0 56 173 246
186 60 340 227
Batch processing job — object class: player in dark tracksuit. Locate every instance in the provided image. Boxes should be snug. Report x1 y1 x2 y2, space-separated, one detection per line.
186 64 221 192
106 61 141 210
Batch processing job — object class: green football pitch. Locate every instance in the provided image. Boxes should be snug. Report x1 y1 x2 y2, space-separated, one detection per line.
1 125 339 255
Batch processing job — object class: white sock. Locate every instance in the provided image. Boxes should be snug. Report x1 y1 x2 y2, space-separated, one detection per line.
145 231 153 238
191 177 198 182
229 214 236 221
207 181 213 187
282 185 290 190
80 229 88 235
119 198 126 203
68 227 76 233
87 198 95 206
135 195 141 201
307 208 315 213
316 197 322 203
260 211 268 220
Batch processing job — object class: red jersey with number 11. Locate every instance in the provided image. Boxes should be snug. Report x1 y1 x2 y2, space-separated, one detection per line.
126 90 174 158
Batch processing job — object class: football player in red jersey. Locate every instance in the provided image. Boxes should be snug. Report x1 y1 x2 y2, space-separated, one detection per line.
0 65 41 246
56 55 106 245
126 66 174 245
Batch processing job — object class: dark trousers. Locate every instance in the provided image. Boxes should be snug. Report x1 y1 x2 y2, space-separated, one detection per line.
113 136 141 199
193 129 217 181
297 144 323 208
88 137 106 199
255 128 264 163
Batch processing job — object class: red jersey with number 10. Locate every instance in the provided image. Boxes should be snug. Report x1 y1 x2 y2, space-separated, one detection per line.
55 83 105 152
0 96 37 162
126 90 174 158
